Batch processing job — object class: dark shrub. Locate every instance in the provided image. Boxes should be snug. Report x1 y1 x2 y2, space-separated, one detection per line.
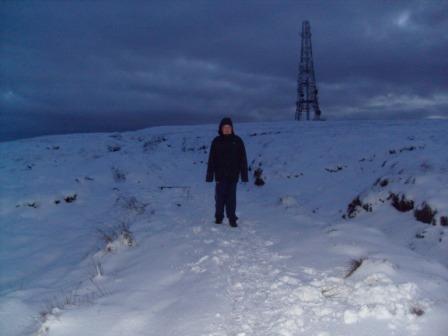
388 192 414 212
415 232 425 239
64 194 77 203
254 168 265 186
374 177 389 187
410 306 424 316
143 136 166 151
414 202 437 225
325 165 344 173
346 196 362 219
399 146 415 152
111 167 126 182
362 203 372 212
107 144 121 152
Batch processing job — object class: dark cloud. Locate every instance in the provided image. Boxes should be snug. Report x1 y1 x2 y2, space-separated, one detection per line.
1 0 447 141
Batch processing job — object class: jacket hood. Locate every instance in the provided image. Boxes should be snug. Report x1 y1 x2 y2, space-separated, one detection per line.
218 117 234 135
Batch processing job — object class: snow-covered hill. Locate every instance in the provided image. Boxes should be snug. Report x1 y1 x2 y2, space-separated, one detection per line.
1 120 447 336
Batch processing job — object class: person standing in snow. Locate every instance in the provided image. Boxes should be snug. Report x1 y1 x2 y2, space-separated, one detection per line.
206 117 249 227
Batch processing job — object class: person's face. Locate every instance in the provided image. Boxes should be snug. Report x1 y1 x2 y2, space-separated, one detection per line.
222 124 232 135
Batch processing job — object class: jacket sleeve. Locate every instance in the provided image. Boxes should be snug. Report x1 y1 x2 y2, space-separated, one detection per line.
206 140 215 182
240 140 249 182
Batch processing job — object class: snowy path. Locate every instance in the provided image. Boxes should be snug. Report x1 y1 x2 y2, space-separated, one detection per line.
166 188 317 335
188 219 293 335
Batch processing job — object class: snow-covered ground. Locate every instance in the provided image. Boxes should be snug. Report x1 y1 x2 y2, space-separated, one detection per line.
1 119 447 336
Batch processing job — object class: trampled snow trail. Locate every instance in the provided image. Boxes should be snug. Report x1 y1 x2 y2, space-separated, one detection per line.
180 207 304 335
171 188 307 335
206 219 293 335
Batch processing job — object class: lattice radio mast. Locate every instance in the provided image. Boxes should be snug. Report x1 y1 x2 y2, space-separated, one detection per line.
295 20 322 121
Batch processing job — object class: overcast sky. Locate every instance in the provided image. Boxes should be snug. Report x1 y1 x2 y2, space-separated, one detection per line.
1 0 447 141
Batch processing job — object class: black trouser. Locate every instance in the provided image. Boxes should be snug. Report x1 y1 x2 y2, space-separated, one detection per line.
215 180 237 221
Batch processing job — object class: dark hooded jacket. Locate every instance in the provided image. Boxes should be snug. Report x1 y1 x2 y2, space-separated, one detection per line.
206 118 249 183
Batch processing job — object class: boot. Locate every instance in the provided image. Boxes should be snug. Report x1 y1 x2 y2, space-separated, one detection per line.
229 220 238 228
215 218 223 224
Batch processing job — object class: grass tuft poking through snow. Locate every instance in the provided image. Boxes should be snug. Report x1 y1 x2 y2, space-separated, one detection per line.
97 222 135 253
